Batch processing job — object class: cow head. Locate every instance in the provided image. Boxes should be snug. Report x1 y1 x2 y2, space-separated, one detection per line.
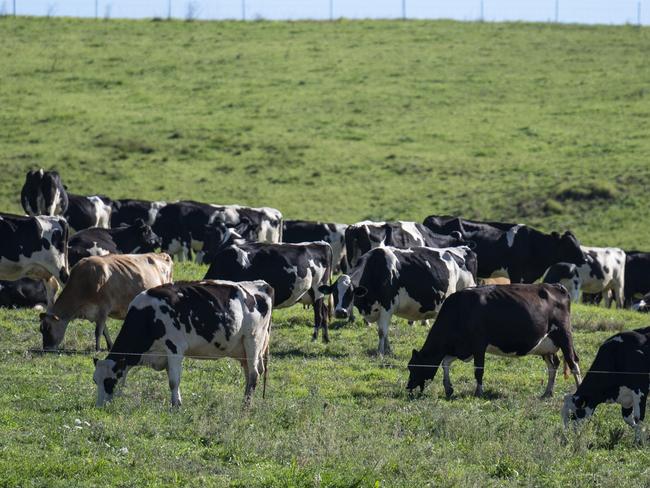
197 222 245 265
133 218 161 252
318 275 367 320
561 394 595 427
554 231 586 266
93 357 126 407
39 312 68 350
406 349 437 393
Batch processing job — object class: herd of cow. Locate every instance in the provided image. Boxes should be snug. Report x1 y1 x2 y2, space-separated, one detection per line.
2 169 649 440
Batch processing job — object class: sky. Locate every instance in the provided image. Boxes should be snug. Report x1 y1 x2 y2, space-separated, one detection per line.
3 0 648 25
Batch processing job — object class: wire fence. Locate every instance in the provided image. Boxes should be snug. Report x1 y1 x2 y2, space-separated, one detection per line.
0 0 648 25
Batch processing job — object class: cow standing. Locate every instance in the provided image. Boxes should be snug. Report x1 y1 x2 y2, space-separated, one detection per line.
623 251 650 307
110 199 167 227
320 246 477 355
0 213 69 306
64 194 113 232
93 280 274 408
562 327 650 442
68 219 161 267
422 215 585 283
204 241 332 342
345 220 467 268
283 220 348 273
40 253 173 351
20 169 68 216
407 284 582 398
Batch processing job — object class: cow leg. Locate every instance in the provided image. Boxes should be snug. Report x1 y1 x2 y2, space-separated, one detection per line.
473 351 485 397
43 277 60 309
541 354 559 398
441 356 455 399
555 326 582 387
376 310 392 355
167 355 183 407
319 299 330 344
243 339 262 408
94 318 111 351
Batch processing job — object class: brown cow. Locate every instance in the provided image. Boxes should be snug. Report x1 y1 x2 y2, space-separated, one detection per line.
39 253 173 351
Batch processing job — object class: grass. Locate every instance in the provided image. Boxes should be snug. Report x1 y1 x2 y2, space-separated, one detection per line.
1 16 650 487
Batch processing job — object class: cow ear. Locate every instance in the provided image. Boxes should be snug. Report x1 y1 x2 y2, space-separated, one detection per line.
354 286 368 297
93 357 98 367
318 284 333 295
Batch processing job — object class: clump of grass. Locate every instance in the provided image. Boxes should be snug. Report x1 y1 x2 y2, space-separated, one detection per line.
555 180 618 202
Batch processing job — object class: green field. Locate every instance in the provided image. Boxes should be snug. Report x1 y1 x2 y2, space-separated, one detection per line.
1 16 650 487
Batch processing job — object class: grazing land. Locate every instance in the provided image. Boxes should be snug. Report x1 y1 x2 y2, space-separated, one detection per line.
1 17 650 487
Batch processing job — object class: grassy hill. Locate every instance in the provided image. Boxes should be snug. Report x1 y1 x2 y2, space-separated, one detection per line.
1 17 650 247
1 17 650 487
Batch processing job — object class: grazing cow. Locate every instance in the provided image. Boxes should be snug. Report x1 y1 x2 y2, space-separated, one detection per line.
40 253 173 351
543 263 581 302
152 201 282 261
623 251 650 307
406 284 582 398
632 293 650 313
562 327 650 442
345 220 468 268
110 199 167 227
204 241 332 342
68 219 161 267
0 278 47 309
0 213 69 305
320 246 477 355
283 220 348 273
20 169 68 216
422 215 585 283
93 279 274 407
574 247 626 308
64 194 113 232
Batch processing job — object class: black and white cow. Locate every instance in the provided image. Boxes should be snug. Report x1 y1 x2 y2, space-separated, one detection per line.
68 219 161 267
110 199 167 227
562 327 650 442
631 293 650 312
64 194 113 232
345 220 468 268
196 222 247 265
623 251 650 307
543 263 581 302
0 213 69 305
93 280 274 408
0 278 47 309
423 215 585 283
320 246 477 355
204 241 332 342
577 247 626 308
407 284 582 398
283 220 348 273
152 201 282 261
21 169 68 216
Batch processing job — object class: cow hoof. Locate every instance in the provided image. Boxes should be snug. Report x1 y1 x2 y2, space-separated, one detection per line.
445 388 454 399
322 336 330 344
540 391 553 399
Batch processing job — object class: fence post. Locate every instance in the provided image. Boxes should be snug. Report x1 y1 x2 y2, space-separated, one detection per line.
554 0 559 22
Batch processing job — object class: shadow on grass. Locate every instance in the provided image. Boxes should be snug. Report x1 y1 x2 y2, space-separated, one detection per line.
271 347 350 359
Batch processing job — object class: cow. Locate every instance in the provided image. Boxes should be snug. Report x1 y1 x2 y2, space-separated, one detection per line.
631 293 650 313
283 220 348 273
39 253 173 351
623 251 650 307
152 201 282 261
543 263 581 302
0 213 69 306
64 194 113 232
68 219 161 267
0 278 48 309
196 222 247 265
577 247 626 308
110 199 167 228
204 241 332 342
422 215 585 283
562 327 650 442
406 284 582 399
319 246 477 355
92 279 274 408
20 169 68 216
345 220 468 268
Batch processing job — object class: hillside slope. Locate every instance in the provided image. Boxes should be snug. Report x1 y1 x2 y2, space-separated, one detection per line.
1 18 649 248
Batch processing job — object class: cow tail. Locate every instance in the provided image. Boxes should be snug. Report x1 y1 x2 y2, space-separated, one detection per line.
262 319 271 400
563 357 569 379
62 218 70 282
